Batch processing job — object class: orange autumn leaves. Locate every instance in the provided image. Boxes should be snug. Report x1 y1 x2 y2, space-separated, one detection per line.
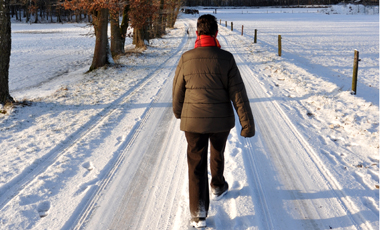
63 0 159 30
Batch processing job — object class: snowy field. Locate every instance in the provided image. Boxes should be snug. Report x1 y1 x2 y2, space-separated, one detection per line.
0 5 379 230
9 24 95 98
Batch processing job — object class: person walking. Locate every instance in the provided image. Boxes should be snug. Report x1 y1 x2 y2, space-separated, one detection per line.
172 14 255 228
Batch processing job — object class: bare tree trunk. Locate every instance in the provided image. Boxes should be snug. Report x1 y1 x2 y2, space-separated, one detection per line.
167 3 178 29
15 6 19 20
120 5 129 49
26 5 30 22
133 26 148 48
57 7 62 23
169 1 181 28
10 5 14 17
167 8 173 28
50 6 53 22
89 8 109 71
18 6 21 21
155 0 165 38
162 13 167 34
110 7 130 55
34 6 38 23
0 0 14 104
110 13 124 56
34 8 38 23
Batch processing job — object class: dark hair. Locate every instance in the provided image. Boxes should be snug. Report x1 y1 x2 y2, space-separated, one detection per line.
197 14 218 36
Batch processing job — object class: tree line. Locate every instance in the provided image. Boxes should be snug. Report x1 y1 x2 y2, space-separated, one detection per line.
9 0 91 23
184 0 379 6
8 0 181 52
2 0 378 105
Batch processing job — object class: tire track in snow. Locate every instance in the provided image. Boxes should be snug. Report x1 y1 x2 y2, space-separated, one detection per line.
106 104 187 230
215 32 275 230
218 27 373 230
69 19 196 230
0 21 191 214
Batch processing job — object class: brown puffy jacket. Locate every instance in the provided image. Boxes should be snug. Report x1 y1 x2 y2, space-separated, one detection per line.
172 46 255 137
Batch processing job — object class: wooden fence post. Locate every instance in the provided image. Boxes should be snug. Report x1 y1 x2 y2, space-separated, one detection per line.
254 29 257 43
220 19 221 25
225 21 227 27
241 25 244 35
352 50 360 95
278 35 282 56
231 22 233 31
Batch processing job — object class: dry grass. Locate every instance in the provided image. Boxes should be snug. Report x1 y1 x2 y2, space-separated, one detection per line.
0 100 32 115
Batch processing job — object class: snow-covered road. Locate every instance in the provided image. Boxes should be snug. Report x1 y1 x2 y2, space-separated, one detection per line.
70 19 195 230
218 27 375 229
0 8 378 230
75 18 378 230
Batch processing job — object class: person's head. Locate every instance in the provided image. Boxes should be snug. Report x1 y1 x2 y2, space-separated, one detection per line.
197 14 218 36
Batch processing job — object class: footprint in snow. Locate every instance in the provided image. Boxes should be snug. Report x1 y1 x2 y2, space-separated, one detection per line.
232 180 243 190
75 184 90 196
74 178 99 196
230 148 241 157
368 156 379 163
82 162 94 171
115 135 127 146
37 201 51 218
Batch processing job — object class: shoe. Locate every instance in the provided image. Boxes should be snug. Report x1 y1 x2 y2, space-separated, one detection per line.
190 217 206 228
211 181 229 201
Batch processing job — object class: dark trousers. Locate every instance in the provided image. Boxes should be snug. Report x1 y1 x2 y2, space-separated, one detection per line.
185 131 230 219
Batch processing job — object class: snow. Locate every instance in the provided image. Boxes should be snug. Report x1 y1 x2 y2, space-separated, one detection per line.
9 23 96 99
322 4 380 15
1 6 378 230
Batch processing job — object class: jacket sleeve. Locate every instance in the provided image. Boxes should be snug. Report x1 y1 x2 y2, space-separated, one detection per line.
172 56 186 119
228 56 255 137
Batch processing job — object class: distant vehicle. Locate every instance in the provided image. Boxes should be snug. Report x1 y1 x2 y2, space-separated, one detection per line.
184 9 199 14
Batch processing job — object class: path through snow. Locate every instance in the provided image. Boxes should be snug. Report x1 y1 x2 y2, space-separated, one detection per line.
0 11 378 230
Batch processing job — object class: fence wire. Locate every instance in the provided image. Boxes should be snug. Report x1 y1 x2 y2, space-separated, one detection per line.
221 21 356 72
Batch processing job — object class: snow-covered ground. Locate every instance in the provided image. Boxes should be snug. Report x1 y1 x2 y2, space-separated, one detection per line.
9 24 95 98
0 6 378 229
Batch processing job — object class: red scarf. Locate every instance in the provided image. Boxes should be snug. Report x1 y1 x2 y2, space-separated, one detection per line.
194 35 221 48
